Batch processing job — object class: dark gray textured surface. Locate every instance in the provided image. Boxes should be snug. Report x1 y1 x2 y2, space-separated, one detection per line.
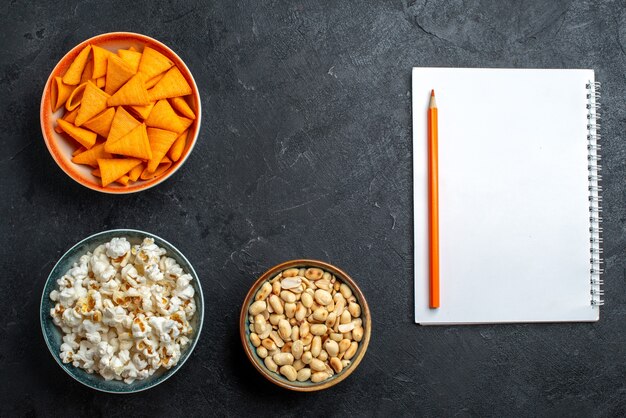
1 0 625 416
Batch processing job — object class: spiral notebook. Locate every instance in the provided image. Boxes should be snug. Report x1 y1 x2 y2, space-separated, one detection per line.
413 68 602 325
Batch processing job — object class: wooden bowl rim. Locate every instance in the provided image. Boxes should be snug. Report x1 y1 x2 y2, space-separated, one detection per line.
39 31 202 194
239 259 371 392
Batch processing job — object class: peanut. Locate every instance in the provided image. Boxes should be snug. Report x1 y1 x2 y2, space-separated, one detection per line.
311 372 330 383
273 352 294 366
249 300 266 316
255 282 272 301
248 265 365 384
297 368 312 381
280 365 297 381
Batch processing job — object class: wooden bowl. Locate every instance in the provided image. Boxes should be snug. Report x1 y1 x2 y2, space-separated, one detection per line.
239 260 371 391
40 32 201 194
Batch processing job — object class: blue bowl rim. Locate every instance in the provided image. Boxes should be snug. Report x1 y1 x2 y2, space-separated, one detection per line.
39 228 205 394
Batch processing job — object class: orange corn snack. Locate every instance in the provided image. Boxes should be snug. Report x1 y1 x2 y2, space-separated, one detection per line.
72 146 86 157
106 108 139 145
146 127 178 173
138 47 173 79
129 102 155 120
147 67 192 101
169 96 195 119
65 82 88 111
55 108 79 133
83 107 116 137
51 77 74 112
63 45 92 85
107 73 150 106
97 158 142 187
145 99 185 132
140 156 172 180
118 49 141 73
75 81 110 126
64 107 80 124
168 130 187 162
104 54 135 95
72 143 112 166
179 117 193 132
80 59 94 84
107 106 141 144
116 175 130 186
128 163 144 181
105 123 152 160
53 41 197 187
91 45 110 79
144 73 164 89
57 119 97 149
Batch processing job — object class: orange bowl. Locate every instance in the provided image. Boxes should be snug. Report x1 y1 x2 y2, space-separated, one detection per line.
40 32 201 194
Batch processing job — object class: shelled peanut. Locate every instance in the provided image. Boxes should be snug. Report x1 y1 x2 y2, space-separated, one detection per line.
248 267 364 383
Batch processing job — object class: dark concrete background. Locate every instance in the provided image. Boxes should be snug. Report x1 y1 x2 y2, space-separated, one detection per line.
2 0 626 416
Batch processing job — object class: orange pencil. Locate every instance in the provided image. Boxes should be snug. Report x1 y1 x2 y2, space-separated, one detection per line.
428 90 440 308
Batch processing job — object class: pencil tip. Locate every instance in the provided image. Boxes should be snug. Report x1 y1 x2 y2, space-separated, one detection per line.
431 89 435 97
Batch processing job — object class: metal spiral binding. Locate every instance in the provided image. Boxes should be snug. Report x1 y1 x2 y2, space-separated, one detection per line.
587 81 604 307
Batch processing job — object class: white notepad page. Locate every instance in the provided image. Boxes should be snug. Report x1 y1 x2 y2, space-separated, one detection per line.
413 68 599 324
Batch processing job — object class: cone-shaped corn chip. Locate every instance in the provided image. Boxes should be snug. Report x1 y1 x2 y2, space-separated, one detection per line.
138 46 173 80
95 77 105 88
105 123 152 160
72 146 86 157
80 59 94 84
75 81 110 126
51 77 75 112
169 96 195 119
118 49 141 73
129 102 155 120
140 156 172 180
179 117 193 131
72 143 112 167
64 107 79 124
145 73 164 89
146 127 178 173
57 119 97 149
97 158 142 187
83 107 115 138
104 54 135 95
55 107 79 133
107 73 150 106
55 108 79 133
92 168 101 177
66 82 88 111
128 163 144 181
116 175 130 186
145 99 185 132
63 45 92 85
107 107 141 144
91 45 110 79
168 130 187 162
147 67 192 101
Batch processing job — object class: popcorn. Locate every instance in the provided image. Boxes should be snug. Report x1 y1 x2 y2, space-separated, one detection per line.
49 237 196 383
173 274 195 300
145 264 164 282
133 238 165 268
131 315 152 339
105 237 131 259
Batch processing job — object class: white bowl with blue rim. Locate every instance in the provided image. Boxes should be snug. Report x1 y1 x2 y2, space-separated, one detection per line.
40 229 204 393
